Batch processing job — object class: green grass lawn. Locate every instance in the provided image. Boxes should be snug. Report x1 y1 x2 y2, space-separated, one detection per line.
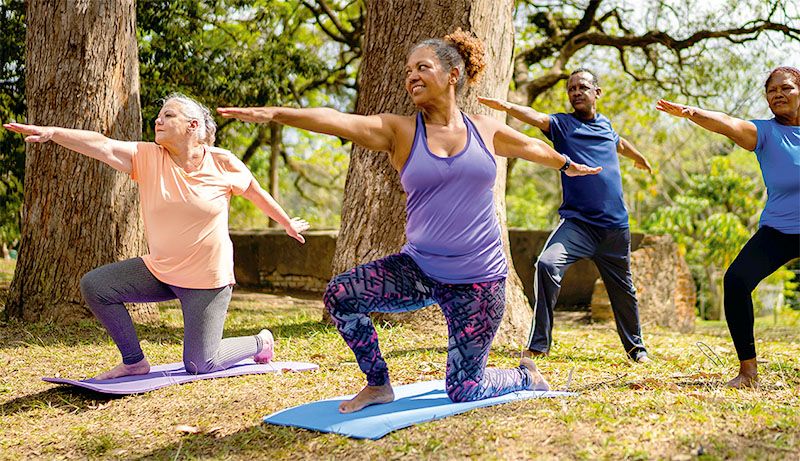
1 260 799 460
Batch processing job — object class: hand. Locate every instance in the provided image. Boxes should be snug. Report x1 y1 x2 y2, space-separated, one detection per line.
565 161 602 177
477 96 511 112
634 158 653 175
217 107 277 123
3 122 55 142
656 100 694 119
284 217 310 244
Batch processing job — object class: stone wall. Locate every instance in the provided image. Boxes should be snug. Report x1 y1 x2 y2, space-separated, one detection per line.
230 230 338 294
230 229 695 332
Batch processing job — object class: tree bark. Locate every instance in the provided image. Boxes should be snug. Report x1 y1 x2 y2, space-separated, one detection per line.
6 0 156 323
330 0 531 347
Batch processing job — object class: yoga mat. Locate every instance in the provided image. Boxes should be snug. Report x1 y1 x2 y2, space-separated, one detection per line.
43 359 318 395
263 380 576 439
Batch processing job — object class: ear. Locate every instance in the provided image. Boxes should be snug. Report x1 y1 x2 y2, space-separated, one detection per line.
187 119 199 132
449 67 460 86
595 87 602 98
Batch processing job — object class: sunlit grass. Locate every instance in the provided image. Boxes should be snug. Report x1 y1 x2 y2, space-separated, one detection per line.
1 258 799 459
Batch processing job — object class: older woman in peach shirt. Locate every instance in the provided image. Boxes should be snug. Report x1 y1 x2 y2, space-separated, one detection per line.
4 93 308 380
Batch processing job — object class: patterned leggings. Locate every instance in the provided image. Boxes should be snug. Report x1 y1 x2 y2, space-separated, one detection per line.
324 253 532 402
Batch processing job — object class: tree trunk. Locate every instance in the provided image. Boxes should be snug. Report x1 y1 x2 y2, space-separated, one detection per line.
5 0 157 323
330 0 531 347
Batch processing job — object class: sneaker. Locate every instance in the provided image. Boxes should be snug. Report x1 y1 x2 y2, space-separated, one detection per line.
253 329 275 363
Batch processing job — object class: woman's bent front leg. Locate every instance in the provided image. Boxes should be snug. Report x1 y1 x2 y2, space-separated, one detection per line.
324 253 435 411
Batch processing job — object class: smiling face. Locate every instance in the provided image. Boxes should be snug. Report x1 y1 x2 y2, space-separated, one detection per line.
766 71 800 121
154 100 197 146
566 72 601 118
404 46 456 107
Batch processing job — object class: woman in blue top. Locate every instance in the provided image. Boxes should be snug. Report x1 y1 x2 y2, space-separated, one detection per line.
657 66 800 388
219 29 600 412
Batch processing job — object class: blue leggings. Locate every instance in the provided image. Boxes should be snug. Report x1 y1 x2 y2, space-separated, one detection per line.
323 253 532 402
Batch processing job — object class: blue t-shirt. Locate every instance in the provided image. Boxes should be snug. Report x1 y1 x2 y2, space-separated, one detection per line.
751 118 800 234
545 112 628 228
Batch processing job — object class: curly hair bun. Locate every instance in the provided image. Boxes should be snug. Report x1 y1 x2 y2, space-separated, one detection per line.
444 28 486 85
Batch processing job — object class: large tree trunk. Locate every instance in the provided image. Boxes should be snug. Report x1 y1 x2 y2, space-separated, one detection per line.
331 0 531 347
5 0 156 323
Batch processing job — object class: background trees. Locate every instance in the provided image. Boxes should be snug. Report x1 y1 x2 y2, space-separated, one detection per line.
1 0 798 321
5 0 153 322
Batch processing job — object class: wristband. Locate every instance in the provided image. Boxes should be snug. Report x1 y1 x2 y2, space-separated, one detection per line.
559 154 571 172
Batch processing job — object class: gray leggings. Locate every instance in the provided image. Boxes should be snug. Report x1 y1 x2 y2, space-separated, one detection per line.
80 257 263 374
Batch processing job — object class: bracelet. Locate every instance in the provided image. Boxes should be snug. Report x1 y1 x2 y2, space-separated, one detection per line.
559 154 571 172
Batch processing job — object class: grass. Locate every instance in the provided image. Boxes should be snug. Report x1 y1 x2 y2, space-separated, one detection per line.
1 260 799 460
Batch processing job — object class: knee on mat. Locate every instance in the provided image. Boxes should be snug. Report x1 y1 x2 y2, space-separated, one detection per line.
183 358 216 375
446 380 478 403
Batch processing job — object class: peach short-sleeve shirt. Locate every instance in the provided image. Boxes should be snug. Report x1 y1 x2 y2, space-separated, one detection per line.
131 142 253 289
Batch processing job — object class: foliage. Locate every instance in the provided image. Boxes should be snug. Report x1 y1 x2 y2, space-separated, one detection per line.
137 0 359 228
644 154 767 318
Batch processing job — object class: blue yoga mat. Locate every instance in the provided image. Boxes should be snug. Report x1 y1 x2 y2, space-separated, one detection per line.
43 359 318 395
263 380 576 439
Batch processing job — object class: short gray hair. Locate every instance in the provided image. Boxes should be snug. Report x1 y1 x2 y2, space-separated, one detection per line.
162 93 217 145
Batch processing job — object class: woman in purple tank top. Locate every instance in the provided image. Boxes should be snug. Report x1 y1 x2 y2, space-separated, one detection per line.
219 29 600 413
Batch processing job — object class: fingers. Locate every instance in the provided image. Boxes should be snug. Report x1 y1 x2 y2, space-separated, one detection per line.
477 96 505 111
565 164 602 177
3 123 50 142
216 107 250 120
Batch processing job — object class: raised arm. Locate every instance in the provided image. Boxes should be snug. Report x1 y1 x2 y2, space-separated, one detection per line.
240 179 309 243
217 106 402 154
478 97 551 132
617 137 653 174
3 123 136 174
656 100 758 151
474 115 601 177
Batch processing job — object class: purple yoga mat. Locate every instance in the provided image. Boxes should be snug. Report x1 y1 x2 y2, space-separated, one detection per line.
43 359 318 395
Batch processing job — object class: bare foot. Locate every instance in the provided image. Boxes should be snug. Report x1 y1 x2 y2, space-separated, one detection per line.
522 349 548 359
520 357 551 391
725 358 758 389
634 352 651 364
338 383 394 413
93 358 150 381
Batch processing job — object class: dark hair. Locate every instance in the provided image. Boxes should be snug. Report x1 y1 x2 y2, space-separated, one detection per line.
765 66 800 90
569 68 600 88
409 28 486 94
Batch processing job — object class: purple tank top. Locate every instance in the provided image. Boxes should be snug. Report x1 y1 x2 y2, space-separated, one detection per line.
400 112 508 284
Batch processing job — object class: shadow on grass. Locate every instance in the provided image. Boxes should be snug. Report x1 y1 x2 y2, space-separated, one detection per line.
131 422 331 460
0 317 334 351
0 386 124 417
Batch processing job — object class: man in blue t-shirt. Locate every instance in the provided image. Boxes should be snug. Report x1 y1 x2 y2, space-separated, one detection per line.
480 68 652 362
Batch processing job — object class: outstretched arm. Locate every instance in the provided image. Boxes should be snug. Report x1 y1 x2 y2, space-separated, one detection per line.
217 106 400 155
656 100 757 151
240 179 309 243
485 117 601 177
478 97 551 132
617 137 653 174
3 123 137 174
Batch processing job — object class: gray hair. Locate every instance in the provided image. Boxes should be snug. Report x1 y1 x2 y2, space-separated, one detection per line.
409 39 467 94
162 93 217 145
